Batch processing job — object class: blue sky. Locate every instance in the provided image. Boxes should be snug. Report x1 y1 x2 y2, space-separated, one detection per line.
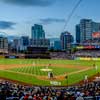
0 0 100 38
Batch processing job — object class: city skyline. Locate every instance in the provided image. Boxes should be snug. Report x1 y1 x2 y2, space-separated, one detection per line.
0 0 100 38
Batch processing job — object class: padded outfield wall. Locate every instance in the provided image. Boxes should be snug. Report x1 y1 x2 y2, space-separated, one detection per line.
75 57 100 60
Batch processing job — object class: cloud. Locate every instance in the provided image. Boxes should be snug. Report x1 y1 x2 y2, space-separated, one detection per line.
0 21 16 29
40 18 66 24
1 0 55 7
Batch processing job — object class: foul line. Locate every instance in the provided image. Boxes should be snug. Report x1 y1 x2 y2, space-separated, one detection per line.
0 67 93 80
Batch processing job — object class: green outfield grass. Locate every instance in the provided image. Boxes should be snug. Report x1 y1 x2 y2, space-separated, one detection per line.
9 66 78 76
0 58 99 86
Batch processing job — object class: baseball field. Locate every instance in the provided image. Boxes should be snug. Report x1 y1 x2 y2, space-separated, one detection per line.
0 58 99 86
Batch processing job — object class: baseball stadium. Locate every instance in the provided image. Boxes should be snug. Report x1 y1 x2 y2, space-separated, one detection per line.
1 0 100 100
0 33 100 99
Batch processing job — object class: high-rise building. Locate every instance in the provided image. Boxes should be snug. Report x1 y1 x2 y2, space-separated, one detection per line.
80 19 92 42
12 38 20 52
29 39 50 48
60 31 73 50
49 38 60 50
20 36 29 50
0 37 8 53
31 24 50 48
27 24 50 58
31 24 45 39
76 24 80 43
54 40 61 51
20 36 29 46
76 19 100 43
92 22 100 32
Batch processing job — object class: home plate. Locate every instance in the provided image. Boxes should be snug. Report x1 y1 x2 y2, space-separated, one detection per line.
40 68 52 72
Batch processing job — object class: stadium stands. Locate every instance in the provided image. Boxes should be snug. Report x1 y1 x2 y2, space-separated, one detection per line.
50 52 71 59
74 50 100 57
25 47 50 59
74 38 100 58
1 79 100 100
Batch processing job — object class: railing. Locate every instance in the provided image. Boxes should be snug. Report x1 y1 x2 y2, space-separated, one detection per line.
6 96 100 100
84 96 100 100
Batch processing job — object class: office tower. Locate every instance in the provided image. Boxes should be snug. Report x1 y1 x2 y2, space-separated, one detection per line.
60 31 73 50
31 24 45 39
76 19 100 43
29 38 50 48
31 24 50 48
54 40 62 51
20 36 29 50
92 22 100 32
0 37 8 53
76 24 80 43
80 19 92 42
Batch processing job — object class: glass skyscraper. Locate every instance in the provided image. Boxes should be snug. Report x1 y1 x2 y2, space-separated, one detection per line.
31 24 45 39
76 19 100 43
76 24 80 43
80 19 92 42
60 31 73 50
31 24 50 48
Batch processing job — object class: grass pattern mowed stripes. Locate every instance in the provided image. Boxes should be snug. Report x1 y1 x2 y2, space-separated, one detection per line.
0 59 99 86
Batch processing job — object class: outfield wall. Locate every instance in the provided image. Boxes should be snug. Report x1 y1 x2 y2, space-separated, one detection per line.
75 57 100 60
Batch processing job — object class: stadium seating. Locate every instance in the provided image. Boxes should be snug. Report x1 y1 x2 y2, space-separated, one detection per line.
74 50 100 57
0 79 100 100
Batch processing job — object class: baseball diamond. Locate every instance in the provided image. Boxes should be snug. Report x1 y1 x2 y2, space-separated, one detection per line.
0 58 99 86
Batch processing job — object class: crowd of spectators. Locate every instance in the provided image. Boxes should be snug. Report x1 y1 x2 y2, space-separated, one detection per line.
50 52 71 59
74 38 100 58
82 38 100 45
1 79 100 100
74 50 100 57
